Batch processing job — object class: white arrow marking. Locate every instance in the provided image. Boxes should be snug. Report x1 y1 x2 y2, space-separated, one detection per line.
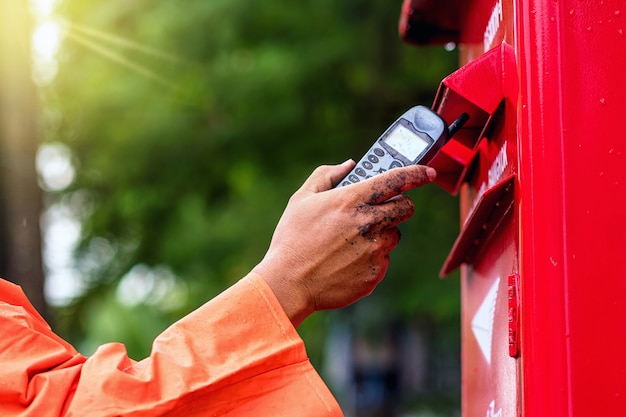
471 277 500 364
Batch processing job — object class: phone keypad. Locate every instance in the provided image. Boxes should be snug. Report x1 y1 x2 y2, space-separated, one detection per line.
339 147 405 187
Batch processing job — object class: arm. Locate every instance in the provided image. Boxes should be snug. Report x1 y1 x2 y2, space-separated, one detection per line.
0 274 341 417
0 161 435 416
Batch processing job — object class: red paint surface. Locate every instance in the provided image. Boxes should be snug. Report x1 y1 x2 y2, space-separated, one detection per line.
403 0 626 415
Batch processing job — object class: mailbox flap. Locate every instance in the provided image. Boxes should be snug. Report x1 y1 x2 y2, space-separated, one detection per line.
428 43 517 194
435 43 516 120
440 174 515 276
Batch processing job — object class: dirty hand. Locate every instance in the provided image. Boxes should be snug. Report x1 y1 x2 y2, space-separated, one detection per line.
253 160 436 327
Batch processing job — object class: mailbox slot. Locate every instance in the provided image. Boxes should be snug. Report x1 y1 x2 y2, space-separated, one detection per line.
428 43 517 194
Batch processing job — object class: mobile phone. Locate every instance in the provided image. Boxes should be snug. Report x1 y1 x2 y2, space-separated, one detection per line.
336 106 469 188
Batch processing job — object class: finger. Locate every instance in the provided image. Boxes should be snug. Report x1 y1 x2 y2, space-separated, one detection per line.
298 160 356 194
378 195 415 227
349 165 436 205
374 226 402 251
356 195 415 236
366 251 391 288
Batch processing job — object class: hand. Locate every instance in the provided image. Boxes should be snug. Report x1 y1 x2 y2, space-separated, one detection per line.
253 160 436 327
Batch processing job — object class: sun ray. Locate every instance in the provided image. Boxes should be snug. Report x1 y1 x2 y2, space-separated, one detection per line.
64 29 179 91
60 20 188 65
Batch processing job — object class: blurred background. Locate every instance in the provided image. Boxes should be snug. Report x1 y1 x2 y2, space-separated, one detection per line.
0 0 461 415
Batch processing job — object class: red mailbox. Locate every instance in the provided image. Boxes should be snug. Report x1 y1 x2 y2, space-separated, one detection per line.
401 0 626 416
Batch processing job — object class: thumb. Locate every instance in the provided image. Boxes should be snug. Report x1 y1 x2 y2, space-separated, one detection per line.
298 160 355 194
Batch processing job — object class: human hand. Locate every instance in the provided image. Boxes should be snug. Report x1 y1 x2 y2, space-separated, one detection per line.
253 160 436 327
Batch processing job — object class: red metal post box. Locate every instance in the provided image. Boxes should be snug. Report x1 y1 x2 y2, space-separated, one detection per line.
400 0 626 416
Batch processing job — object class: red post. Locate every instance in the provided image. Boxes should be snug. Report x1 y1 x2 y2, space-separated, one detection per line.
401 0 626 415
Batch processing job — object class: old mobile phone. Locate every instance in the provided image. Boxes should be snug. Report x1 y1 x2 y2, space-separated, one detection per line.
336 106 469 188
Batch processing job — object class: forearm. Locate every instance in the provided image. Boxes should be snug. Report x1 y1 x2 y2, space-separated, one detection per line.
69 273 339 416
0 275 342 417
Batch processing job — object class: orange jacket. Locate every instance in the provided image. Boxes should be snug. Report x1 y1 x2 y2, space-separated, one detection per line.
0 273 343 416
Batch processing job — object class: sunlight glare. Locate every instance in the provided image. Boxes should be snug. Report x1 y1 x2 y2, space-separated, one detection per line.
42 204 84 306
30 0 58 17
36 142 76 191
117 264 188 311
30 0 62 85
32 21 61 61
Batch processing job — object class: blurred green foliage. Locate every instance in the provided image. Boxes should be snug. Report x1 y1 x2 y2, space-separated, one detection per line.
42 0 460 411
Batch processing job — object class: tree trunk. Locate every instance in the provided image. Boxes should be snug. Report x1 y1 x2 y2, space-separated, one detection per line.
0 0 48 319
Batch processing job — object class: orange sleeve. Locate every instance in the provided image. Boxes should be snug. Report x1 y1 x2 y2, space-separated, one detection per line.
0 274 343 417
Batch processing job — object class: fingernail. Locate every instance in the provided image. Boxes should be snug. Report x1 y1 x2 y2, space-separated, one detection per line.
426 167 437 181
341 159 354 166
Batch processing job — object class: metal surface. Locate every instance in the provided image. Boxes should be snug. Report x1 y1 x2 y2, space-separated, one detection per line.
401 0 626 415
517 1 626 416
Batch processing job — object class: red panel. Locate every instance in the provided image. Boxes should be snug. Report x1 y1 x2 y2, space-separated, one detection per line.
516 0 626 415
461 219 518 417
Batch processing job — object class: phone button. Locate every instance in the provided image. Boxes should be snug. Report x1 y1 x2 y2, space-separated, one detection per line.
367 154 379 164
362 161 373 170
349 174 360 183
389 161 403 169
355 168 367 177
373 148 385 157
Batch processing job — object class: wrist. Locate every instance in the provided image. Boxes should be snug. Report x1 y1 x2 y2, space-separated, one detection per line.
252 259 314 328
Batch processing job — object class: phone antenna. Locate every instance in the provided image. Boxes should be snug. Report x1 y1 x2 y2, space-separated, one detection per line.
448 112 470 138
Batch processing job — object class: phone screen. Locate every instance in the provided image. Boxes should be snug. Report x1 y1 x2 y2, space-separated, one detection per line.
383 124 430 161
